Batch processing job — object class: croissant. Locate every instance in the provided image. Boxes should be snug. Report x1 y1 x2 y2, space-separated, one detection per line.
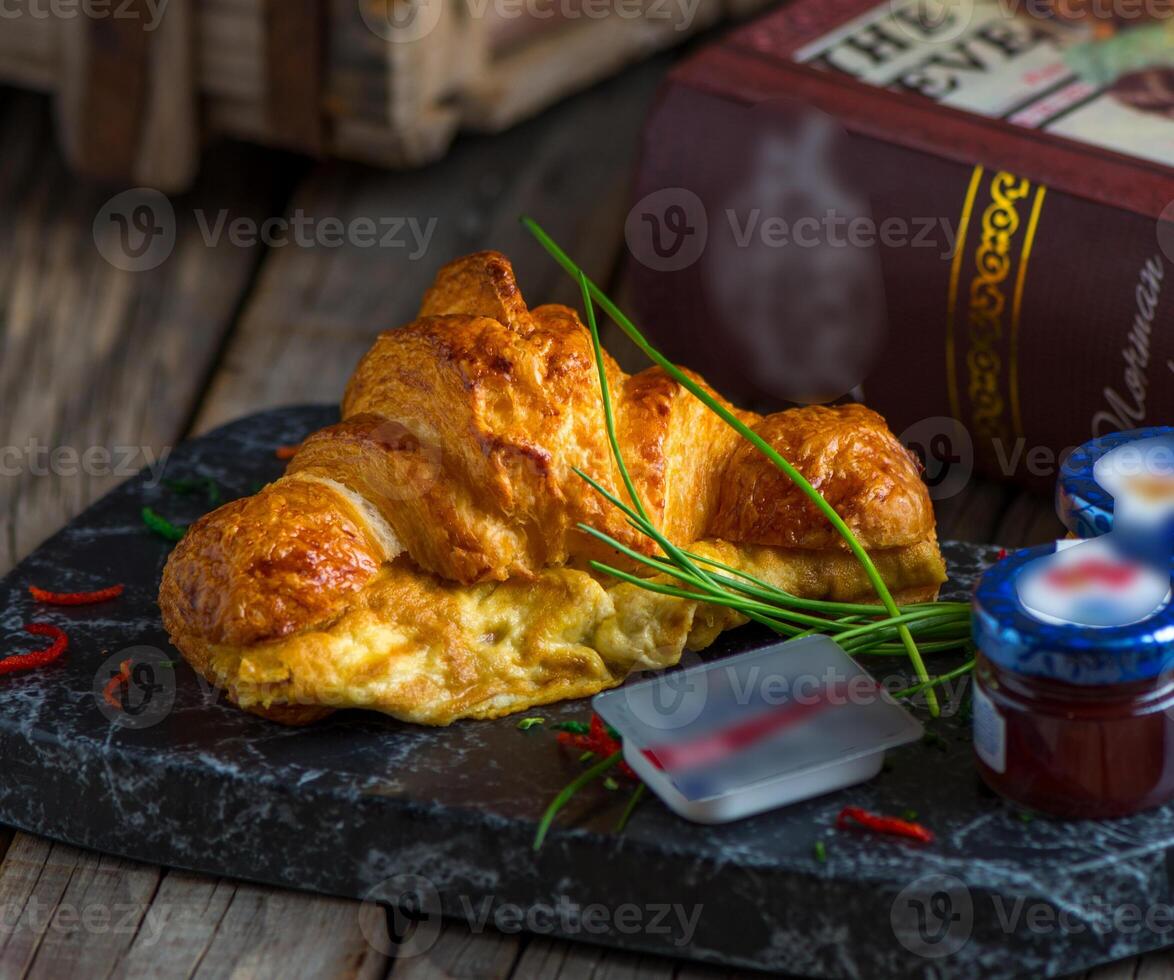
159 253 946 725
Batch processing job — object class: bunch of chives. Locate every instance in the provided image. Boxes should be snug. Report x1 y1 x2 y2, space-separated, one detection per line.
523 217 975 714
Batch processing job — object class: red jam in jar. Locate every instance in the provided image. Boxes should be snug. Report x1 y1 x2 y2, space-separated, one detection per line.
972 544 1174 819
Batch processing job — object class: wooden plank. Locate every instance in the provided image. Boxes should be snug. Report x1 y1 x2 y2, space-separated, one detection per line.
1082 958 1141 979
0 89 293 570
186 883 387 979
192 55 669 433
0 836 160 978
1136 950 1173 978
111 872 236 979
23 846 161 980
994 487 1066 549
510 937 682 979
391 920 520 980
263 0 326 154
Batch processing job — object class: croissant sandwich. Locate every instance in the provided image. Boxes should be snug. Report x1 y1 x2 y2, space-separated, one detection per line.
159 253 946 726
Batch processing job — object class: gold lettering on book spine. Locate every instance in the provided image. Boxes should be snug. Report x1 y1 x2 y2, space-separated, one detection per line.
964 171 1031 447
947 169 1047 455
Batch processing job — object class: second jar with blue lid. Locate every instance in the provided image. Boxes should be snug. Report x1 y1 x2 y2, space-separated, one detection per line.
1056 426 1174 546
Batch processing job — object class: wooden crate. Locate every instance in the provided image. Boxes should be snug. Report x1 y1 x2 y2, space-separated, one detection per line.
0 0 777 190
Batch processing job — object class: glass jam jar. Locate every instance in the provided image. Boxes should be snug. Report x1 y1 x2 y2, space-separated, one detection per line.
972 544 1174 819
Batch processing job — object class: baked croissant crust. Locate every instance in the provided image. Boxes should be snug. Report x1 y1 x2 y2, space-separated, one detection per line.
159 252 946 726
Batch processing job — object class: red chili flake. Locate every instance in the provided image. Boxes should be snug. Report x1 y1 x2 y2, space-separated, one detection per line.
557 715 636 779
275 444 302 460
29 584 125 606
996 548 1008 561
103 658 133 710
0 625 69 676
836 806 934 844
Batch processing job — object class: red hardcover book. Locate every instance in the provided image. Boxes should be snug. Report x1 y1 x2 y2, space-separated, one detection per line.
626 0 1174 491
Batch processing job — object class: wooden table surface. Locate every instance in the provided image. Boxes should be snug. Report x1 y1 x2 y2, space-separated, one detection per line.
0 52 1165 979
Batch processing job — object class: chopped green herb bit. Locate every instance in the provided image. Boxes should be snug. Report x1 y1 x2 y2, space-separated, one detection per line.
164 476 222 506
550 721 591 734
603 777 619 791
814 841 827 863
614 783 646 834
1018 810 1035 823
141 507 187 542
579 751 595 763
902 809 919 821
516 717 545 731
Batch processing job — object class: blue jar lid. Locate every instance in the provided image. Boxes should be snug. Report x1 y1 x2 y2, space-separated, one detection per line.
973 544 1174 686
1057 427 1174 539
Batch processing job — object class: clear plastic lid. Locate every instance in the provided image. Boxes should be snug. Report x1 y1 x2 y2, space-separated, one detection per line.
593 636 923 822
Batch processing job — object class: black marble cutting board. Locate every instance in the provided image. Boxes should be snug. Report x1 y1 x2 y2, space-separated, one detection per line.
1 406 1171 979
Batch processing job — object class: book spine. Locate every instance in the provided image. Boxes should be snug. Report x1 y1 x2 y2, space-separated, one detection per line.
627 76 1174 492
861 140 1172 492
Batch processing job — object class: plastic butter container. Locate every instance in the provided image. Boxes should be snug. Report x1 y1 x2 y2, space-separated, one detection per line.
1057 426 1174 543
592 636 923 824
